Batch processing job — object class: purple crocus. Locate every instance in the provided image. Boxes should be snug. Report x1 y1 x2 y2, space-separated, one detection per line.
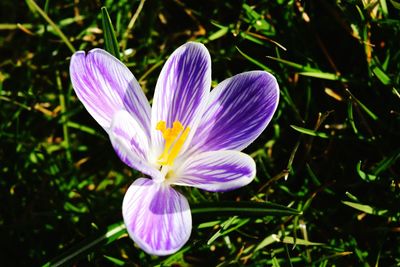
69 42 279 255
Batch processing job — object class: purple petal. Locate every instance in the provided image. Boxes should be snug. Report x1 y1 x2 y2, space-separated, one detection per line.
70 49 151 135
123 178 192 255
173 150 256 192
151 42 211 156
189 71 279 153
110 110 162 180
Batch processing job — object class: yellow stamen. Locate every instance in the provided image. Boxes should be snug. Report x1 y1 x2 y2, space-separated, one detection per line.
156 121 166 132
166 126 190 165
156 120 190 166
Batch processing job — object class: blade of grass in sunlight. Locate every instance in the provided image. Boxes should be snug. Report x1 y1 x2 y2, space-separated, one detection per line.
267 56 348 81
342 201 388 216
207 216 251 245
356 161 378 182
208 25 229 41
298 71 347 81
290 125 331 139
380 0 389 16
101 7 120 59
255 233 325 252
347 101 360 135
346 89 379 121
66 121 106 138
56 70 72 162
372 64 391 85
242 3 275 35
103 255 125 266
236 47 273 72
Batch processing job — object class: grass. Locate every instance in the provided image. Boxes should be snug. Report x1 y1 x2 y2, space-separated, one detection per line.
1 0 399 266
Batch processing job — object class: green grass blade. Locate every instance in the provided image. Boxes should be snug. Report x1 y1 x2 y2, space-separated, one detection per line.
103 255 125 266
290 125 330 139
255 234 277 251
256 234 324 251
356 161 378 182
280 236 324 246
207 217 250 245
342 201 388 216
120 0 146 52
267 56 315 71
25 0 75 53
391 0 400 9
101 7 120 59
66 121 106 138
236 47 273 72
372 65 391 85
372 148 400 175
56 70 72 162
266 56 347 81
299 71 347 82
347 101 359 135
240 31 267 46
191 201 301 217
379 0 389 16
208 26 229 41
346 89 379 120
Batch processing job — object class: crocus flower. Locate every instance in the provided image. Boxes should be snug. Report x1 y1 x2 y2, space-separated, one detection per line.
69 42 279 255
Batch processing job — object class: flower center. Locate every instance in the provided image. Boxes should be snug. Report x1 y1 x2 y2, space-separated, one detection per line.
156 120 190 166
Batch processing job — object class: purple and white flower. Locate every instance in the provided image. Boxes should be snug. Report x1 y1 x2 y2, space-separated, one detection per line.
69 42 279 255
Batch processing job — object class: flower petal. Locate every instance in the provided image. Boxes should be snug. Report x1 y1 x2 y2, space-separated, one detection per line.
190 71 279 153
109 110 161 180
150 42 211 157
173 150 256 192
70 49 151 134
123 178 192 255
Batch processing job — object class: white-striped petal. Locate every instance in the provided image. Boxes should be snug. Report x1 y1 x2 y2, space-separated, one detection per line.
109 110 161 180
189 71 279 153
150 42 211 159
70 49 151 135
173 150 256 192
123 178 192 255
